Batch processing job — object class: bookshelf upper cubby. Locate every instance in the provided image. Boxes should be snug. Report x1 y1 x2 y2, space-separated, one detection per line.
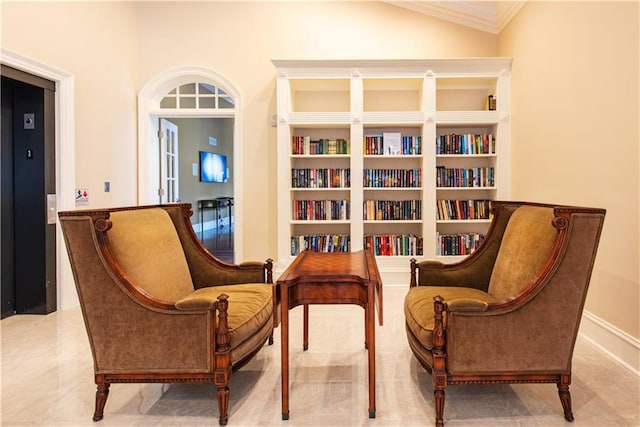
289 78 350 112
363 78 423 112
436 77 498 111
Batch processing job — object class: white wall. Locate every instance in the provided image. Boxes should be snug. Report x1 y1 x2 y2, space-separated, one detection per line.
498 1 639 340
2 2 139 208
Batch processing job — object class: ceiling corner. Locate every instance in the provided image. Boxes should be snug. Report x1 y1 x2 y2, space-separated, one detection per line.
383 1 527 35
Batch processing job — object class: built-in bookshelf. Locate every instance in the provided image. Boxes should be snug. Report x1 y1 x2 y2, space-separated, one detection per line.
274 59 511 282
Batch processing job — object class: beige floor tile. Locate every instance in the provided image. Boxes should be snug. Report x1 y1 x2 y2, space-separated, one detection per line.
1 286 638 426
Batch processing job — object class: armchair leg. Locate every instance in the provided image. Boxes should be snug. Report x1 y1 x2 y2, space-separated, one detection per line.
217 385 230 426
93 379 110 421
434 388 445 427
431 296 447 427
558 383 574 422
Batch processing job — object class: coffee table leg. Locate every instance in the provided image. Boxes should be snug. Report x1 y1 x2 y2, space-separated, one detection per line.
303 304 309 351
281 288 289 420
367 286 376 418
364 309 368 350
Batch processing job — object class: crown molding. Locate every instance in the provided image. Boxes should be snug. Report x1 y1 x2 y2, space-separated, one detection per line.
384 1 527 35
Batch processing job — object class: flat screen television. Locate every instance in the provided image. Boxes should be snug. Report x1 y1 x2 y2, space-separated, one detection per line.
199 151 228 183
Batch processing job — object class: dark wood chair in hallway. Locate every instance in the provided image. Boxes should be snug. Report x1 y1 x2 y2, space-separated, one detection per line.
404 201 606 426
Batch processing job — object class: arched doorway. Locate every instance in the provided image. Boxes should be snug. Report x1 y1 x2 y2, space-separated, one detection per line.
138 66 244 260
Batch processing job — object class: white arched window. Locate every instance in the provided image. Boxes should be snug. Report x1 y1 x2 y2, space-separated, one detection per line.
159 82 235 110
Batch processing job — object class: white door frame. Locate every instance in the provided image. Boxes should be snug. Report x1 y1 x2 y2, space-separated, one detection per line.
137 66 244 260
1 48 77 309
159 118 179 203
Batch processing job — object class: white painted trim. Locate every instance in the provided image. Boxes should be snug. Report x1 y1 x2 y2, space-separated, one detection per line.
1 48 77 309
138 66 244 260
579 310 640 376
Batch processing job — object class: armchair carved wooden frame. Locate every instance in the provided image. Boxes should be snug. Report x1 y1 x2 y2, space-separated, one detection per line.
59 203 277 425
404 201 606 426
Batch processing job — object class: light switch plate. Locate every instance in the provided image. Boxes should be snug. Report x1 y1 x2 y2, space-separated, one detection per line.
24 113 35 129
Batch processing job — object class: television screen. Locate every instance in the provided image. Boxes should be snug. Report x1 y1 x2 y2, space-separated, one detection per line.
200 151 228 183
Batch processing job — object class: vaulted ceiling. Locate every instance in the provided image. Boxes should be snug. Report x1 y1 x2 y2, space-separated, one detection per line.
384 1 527 34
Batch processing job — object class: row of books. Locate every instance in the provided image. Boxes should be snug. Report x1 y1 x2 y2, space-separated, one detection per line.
363 200 421 221
290 234 483 256
364 234 424 256
436 166 495 188
292 200 350 221
291 133 493 156
292 168 351 189
363 168 422 188
363 133 422 155
292 136 349 155
436 232 485 256
291 234 350 255
436 133 495 155
436 199 492 221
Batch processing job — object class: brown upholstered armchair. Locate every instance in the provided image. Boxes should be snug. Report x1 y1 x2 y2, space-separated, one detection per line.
58 204 276 426
404 201 605 426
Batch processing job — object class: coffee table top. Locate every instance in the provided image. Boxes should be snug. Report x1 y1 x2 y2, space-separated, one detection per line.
277 250 383 325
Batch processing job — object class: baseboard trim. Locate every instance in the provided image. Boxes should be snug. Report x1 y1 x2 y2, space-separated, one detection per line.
579 310 640 376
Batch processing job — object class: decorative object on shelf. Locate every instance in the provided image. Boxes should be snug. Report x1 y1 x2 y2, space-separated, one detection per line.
487 94 497 110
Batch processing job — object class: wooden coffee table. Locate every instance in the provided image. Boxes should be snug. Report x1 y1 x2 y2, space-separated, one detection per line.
277 250 383 420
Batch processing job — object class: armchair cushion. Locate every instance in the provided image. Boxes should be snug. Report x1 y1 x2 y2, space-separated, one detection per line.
404 286 497 350
176 284 274 364
108 208 194 302
176 284 273 333
487 206 557 299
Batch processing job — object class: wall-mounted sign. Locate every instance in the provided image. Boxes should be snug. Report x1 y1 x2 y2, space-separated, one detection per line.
75 188 89 206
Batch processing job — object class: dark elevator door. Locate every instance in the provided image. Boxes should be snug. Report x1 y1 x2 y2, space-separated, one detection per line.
1 66 56 318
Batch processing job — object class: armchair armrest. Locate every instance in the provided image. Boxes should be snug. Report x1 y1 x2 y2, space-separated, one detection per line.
192 258 273 288
175 289 228 311
410 255 494 292
447 298 489 312
163 205 272 286
238 261 264 269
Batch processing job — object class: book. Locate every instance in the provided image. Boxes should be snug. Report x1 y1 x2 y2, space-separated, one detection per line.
383 132 402 155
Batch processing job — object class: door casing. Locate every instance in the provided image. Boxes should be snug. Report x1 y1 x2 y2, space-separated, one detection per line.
1 66 56 317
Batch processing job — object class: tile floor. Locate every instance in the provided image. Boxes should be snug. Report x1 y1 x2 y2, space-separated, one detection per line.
1 287 638 426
